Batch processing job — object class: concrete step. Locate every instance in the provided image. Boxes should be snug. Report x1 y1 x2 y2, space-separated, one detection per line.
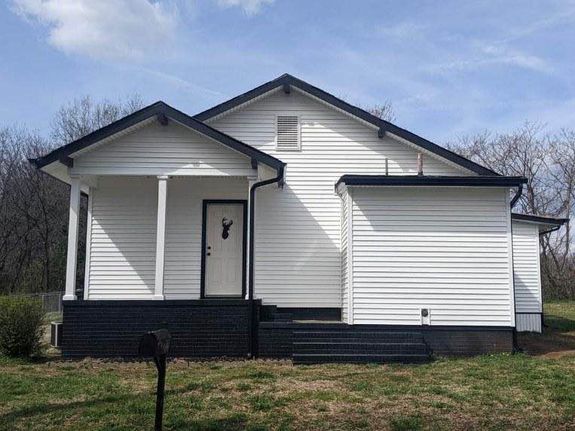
293 331 425 343
293 353 431 364
293 341 429 355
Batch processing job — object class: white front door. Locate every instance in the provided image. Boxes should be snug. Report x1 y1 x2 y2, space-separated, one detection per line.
204 202 245 297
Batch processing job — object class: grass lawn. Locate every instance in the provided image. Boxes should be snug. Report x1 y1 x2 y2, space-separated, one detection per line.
0 304 574 431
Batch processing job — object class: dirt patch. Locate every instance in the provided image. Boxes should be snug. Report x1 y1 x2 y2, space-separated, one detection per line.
541 349 575 359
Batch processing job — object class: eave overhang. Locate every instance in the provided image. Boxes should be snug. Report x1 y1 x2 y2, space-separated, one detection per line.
511 213 569 233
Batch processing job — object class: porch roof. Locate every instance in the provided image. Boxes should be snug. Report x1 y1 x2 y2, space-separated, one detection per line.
29 101 286 176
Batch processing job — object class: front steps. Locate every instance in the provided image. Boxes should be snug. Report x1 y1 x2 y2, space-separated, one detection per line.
259 307 432 364
292 326 432 364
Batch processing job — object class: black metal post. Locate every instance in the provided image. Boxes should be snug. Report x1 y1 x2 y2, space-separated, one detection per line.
153 354 167 431
140 330 170 431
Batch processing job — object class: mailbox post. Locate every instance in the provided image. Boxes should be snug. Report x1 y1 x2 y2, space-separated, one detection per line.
139 329 171 431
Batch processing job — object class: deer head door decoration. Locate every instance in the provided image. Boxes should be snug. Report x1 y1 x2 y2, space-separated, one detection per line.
221 217 233 239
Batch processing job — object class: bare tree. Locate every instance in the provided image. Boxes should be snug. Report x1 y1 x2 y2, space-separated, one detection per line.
0 95 144 295
0 127 67 293
51 94 144 144
367 102 396 122
449 122 575 299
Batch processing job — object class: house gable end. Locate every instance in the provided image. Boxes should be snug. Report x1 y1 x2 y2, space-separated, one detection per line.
209 88 468 177
70 120 257 177
30 102 285 180
195 74 498 176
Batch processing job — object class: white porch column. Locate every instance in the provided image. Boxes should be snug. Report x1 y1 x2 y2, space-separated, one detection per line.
246 176 258 299
64 176 81 300
154 176 169 300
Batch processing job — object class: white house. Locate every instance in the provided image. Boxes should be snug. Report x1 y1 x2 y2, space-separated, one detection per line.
31 74 567 362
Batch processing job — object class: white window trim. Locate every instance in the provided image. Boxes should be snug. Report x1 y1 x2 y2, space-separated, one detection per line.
275 114 301 152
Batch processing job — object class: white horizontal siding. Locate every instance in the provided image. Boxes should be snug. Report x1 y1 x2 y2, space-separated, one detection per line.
516 313 542 332
87 177 158 299
210 90 468 307
72 121 255 177
512 221 542 317
351 187 513 326
86 176 247 300
164 177 247 299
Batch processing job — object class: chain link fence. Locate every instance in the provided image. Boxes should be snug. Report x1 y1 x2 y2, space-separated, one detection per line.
15 291 64 314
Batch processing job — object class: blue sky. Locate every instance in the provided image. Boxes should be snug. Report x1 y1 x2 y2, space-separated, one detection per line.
1 0 574 143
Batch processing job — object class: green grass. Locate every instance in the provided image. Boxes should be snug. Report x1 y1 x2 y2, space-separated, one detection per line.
0 302 574 431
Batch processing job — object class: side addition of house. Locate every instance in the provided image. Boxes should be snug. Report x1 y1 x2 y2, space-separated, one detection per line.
31 74 568 362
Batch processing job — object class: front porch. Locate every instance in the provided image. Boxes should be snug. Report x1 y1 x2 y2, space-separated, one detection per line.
66 175 262 302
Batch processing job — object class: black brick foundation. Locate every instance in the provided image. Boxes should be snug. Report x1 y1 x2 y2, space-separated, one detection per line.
62 300 258 358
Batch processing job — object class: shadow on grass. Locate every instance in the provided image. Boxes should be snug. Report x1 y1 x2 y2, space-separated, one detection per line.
544 315 575 332
0 387 249 431
518 313 575 356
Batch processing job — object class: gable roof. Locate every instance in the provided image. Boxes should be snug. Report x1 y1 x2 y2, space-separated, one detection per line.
30 101 286 173
194 73 499 177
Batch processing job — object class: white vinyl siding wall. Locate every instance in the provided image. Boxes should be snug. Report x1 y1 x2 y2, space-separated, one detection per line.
86 177 158 299
512 221 543 332
210 89 468 307
349 187 513 326
85 176 247 300
71 122 254 177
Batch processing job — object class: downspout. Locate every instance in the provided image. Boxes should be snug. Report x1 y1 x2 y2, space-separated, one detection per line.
510 184 523 353
539 225 561 236
510 183 523 208
247 164 286 358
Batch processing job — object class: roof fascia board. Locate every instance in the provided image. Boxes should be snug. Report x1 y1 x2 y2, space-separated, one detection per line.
511 213 568 227
335 175 527 188
204 87 282 123
69 117 156 159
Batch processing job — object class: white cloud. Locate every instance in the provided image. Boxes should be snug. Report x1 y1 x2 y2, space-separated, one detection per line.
428 42 552 75
216 0 274 15
11 0 178 61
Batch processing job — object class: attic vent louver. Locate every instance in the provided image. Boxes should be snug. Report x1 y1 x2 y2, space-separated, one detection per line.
276 115 300 151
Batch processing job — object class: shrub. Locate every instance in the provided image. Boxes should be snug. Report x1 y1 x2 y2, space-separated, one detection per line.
0 296 44 357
